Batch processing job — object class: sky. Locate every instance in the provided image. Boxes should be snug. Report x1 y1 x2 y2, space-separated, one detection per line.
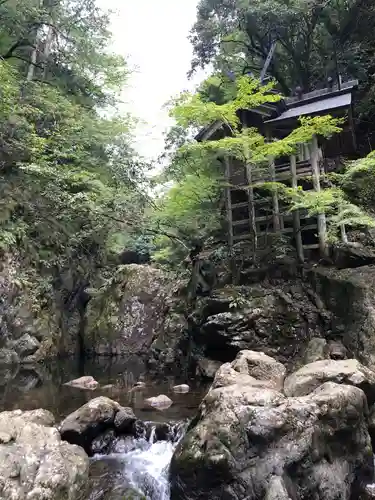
98 0 206 161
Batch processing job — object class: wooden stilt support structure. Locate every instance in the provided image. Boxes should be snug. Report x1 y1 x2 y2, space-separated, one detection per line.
290 154 304 262
269 157 281 232
310 135 328 257
245 162 257 256
224 156 234 249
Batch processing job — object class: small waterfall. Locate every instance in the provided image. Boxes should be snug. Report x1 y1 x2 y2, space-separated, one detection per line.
148 425 156 444
90 422 186 500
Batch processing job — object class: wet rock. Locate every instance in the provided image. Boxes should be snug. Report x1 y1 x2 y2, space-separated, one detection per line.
173 384 190 393
154 422 172 441
0 408 88 499
328 340 348 360
0 348 19 365
144 394 173 410
60 397 135 455
64 375 99 390
91 429 116 455
284 358 375 404
114 408 137 433
304 337 328 364
170 377 373 500
100 384 114 390
196 358 222 379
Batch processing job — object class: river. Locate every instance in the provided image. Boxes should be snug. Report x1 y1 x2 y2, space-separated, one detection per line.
0 356 210 499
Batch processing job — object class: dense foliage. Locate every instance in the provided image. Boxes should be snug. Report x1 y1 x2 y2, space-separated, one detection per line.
188 0 375 146
0 0 149 304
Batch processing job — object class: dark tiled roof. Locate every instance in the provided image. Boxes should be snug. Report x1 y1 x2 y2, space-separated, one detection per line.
265 93 352 123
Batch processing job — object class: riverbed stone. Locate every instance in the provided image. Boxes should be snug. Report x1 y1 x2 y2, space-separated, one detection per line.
0 408 89 499
144 394 173 410
173 384 190 393
64 375 99 390
60 397 135 455
284 358 375 404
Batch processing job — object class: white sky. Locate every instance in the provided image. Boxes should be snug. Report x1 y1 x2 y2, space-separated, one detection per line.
98 0 206 161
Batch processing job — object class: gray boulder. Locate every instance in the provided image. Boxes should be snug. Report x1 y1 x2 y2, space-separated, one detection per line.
59 397 136 455
144 394 173 410
170 353 373 500
284 359 375 404
0 409 88 500
64 375 99 390
211 350 286 391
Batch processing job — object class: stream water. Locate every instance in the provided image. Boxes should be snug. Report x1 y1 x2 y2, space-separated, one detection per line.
0 356 210 499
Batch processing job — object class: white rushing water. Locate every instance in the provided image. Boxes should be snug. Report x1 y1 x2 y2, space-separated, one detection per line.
91 424 183 500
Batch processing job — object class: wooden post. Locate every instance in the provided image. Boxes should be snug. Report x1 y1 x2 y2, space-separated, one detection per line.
245 162 257 257
224 156 234 249
310 135 328 257
290 155 304 262
269 157 281 232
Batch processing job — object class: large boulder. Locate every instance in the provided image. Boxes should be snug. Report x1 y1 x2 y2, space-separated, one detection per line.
284 358 375 404
59 397 136 455
0 408 89 500
85 265 173 355
212 350 286 391
170 352 374 500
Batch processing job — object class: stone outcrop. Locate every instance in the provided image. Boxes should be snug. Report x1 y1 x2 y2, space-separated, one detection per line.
284 358 375 404
187 282 327 370
0 408 89 500
309 265 375 371
170 350 374 500
59 396 136 455
85 264 174 356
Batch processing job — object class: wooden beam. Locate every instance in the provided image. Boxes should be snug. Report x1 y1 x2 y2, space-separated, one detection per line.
290 154 304 263
309 135 328 257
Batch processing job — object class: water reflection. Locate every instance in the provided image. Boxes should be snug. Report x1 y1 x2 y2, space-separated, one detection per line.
0 356 209 500
0 356 209 422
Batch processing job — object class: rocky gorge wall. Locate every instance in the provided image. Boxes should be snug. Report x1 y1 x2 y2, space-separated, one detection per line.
3 246 375 381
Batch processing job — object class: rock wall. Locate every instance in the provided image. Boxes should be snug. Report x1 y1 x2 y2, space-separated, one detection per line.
84 264 175 356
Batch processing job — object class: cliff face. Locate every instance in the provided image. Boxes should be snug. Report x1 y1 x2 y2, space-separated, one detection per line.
2 246 375 380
